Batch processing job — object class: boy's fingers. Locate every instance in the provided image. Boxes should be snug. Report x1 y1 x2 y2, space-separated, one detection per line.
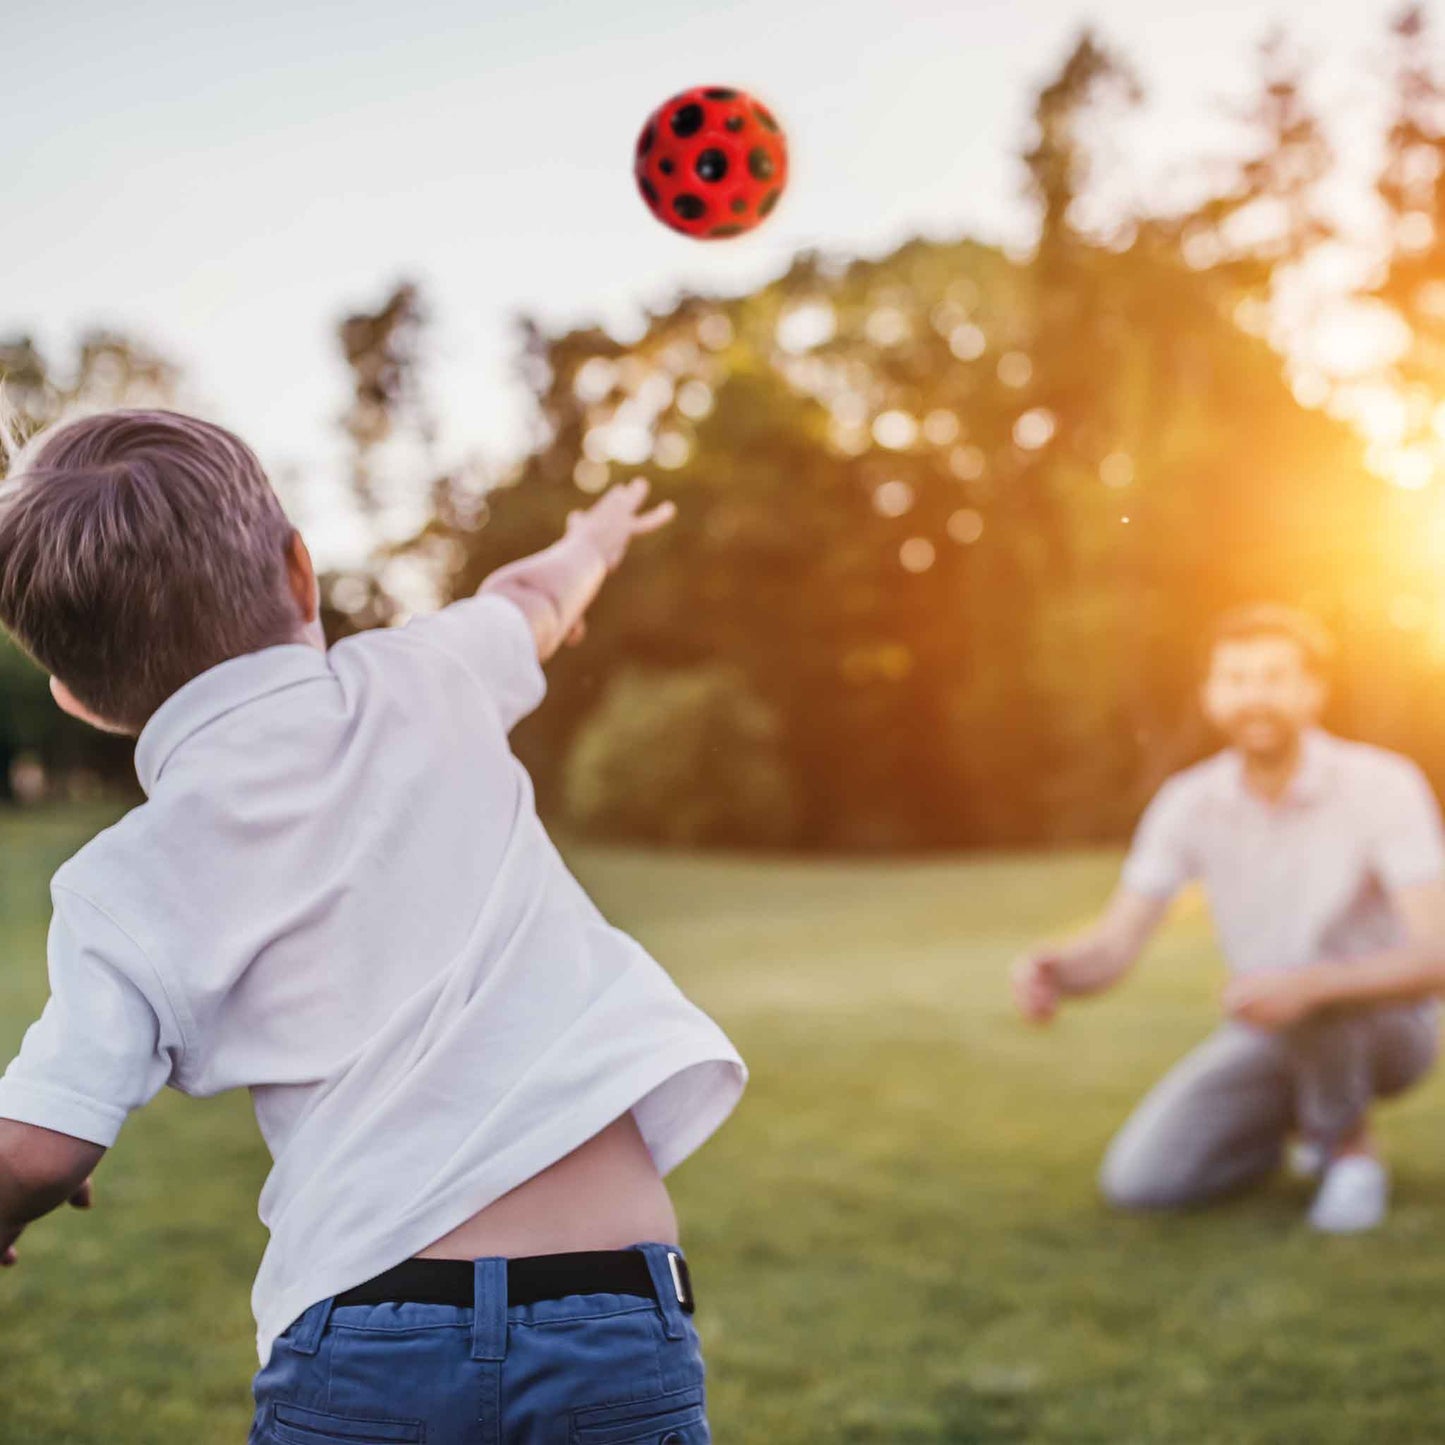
631 501 676 534
1 1246 16 1267
611 478 652 515
597 478 646 509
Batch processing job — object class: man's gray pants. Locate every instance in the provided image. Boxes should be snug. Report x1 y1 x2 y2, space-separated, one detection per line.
1099 1005 1439 1211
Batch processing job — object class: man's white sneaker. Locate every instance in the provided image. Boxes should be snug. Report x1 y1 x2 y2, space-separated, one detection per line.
1308 1155 1389 1234
1287 1139 1326 1181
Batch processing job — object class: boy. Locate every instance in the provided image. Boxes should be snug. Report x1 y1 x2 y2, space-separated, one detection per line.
0 409 745 1443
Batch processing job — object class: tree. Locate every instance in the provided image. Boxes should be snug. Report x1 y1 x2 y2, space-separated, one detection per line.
397 45 1380 850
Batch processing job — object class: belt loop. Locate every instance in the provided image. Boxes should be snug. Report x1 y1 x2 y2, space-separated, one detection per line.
470 1258 508 1362
640 1244 690 1340
291 1295 335 1357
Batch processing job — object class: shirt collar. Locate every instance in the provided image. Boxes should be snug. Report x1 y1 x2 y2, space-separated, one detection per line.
1223 726 1336 807
134 644 331 797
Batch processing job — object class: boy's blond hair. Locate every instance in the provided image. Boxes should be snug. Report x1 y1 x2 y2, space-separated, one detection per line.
0 408 300 732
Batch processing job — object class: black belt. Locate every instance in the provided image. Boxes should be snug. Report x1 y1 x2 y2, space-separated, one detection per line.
333 1249 695 1315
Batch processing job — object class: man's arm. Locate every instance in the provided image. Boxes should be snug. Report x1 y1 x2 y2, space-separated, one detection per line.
0 1119 102 1266
1010 886 1170 1024
1224 878 1445 1030
479 479 675 662
1012 772 1196 1022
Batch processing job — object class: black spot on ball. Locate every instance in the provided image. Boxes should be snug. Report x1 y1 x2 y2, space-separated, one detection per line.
637 125 654 156
673 193 706 220
725 116 744 133
704 87 738 100
659 158 674 175
758 188 780 217
671 103 704 138
695 148 728 183
731 197 747 215
710 224 744 238
754 105 779 132
640 178 659 206
748 147 775 182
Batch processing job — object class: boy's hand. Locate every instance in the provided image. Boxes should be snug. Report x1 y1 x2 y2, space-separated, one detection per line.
0 1178 92 1267
566 479 676 572
0 1121 104 1269
479 478 675 662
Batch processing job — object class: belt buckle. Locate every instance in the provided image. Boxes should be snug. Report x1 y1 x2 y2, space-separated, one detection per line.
665 1250 695 1315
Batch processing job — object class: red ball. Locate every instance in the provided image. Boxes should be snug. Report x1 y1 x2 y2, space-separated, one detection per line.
634 86 788 240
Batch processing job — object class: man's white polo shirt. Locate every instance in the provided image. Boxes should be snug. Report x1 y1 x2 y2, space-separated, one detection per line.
1123 728 1445 975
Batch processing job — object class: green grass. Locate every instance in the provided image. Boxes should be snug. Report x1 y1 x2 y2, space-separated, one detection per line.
3 807 1445 1442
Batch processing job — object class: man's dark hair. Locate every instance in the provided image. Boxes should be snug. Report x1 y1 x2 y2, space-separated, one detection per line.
1209 603 1334 677
0 408 300 733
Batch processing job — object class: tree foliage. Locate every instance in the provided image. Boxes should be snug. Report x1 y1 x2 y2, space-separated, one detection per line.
388 32 1409 850
11 18 1445 845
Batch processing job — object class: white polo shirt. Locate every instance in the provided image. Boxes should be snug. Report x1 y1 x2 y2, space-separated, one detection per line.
1122 728 1445 975
0 594 746 1365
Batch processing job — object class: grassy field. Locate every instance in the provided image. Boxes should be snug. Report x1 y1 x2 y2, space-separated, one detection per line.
3 806 1445 1443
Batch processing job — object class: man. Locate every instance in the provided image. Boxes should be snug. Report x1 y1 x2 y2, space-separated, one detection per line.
1012 604 1445 1232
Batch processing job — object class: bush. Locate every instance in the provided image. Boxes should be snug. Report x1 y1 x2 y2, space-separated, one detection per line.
563 665 799 847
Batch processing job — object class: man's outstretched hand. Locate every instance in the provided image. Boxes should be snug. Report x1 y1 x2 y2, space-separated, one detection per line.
1008 893 1165 1027
566 478 676 572
1011 949 1065 1025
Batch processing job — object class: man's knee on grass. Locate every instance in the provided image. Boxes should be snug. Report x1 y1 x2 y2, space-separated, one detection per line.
1098 1119 1285 1212
1097 1139 1196 1212
1096 1120 1241 1212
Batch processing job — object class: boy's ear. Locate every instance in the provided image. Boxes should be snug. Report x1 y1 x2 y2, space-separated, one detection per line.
285 531 319 625
49 677 130 736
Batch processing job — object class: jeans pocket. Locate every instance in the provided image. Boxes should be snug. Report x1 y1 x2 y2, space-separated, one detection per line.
266 1401 426 1445
570 1388 708 1445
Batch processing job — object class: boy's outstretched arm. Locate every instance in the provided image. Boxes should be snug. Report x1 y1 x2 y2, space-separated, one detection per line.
0 1119 101 1266
478 479 675 661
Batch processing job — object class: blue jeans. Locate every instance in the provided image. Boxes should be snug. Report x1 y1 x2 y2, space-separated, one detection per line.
249 1244 710 1445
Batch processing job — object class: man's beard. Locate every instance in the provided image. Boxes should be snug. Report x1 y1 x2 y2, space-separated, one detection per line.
1227 713 1301 766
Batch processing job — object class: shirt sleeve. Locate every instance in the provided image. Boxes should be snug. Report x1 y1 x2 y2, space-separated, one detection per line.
399 592 548 731
1120 777 1198 902
0 888 184 1148
1368 760 1445 892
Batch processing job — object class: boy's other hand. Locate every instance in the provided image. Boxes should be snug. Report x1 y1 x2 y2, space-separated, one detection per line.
567 479 676 572
0 1122 105 1269
0 1177 94 1267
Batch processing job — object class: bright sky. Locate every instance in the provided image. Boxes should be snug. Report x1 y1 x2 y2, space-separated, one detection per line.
7 0 1401 559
